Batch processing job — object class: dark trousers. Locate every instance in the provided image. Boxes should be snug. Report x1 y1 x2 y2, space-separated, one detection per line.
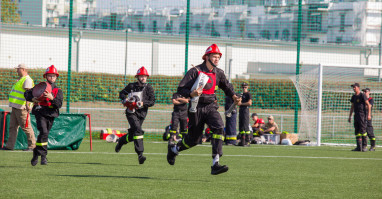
177 103 225 158
366 119 376 147
34 113 55 156
239 107 250 145
171 109 188 137
354 114 367 149
120 113 145 156
225 111 237 144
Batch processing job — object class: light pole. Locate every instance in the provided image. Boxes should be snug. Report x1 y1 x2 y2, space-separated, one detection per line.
74 31 82 72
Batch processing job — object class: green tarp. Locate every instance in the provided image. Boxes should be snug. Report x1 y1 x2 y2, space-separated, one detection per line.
0 112 86 150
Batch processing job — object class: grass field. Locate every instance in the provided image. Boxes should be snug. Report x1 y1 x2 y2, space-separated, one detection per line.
1 140 381 199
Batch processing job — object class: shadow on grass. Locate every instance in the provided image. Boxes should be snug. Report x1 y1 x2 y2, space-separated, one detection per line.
56 174 152 179
55 174 210 182
49 161 138 167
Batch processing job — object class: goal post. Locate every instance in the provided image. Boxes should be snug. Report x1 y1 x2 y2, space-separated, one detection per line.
291 63 382 146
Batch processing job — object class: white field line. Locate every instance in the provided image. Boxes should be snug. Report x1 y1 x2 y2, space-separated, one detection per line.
6 150 382 161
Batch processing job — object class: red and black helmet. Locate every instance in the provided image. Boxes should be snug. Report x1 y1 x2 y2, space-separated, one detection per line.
202 44 222 60
135 66 149 77
43 65 59 78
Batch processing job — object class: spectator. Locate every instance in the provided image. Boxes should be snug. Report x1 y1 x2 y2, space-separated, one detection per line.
251 113 265 137
2 64 36 151
263 115 280 135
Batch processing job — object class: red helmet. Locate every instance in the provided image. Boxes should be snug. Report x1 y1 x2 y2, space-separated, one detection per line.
43 65 59 78
202 44 222 60
258 118 265 124
135 66 149 77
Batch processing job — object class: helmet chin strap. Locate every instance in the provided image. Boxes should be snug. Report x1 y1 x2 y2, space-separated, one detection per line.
208 58 217 67
137 78 147 86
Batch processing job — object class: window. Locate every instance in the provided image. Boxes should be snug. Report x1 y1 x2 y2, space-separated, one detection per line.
340 13 345 32
308 12 322 32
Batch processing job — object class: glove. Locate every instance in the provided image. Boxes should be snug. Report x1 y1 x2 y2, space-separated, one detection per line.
122 98 128 105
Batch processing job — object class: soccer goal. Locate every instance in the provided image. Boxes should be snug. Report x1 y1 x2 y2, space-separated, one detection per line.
290 63 382 146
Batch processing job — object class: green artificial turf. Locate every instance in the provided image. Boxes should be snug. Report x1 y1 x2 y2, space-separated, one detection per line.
1 141 381 198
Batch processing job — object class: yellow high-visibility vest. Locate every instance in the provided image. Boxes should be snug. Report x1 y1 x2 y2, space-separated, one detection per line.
9 75 34 109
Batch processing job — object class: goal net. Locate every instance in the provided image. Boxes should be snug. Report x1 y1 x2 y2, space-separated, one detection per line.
290 63 382 145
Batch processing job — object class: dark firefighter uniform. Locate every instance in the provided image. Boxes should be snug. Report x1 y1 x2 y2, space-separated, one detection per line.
174 62 235 162
238 91 252 146
366 96 375 150
225 95 237 145
350 92 368 151
169 93 188 142
25 82 63 163
117 82 155 161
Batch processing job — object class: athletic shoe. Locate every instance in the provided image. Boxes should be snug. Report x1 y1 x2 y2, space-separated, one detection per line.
41 156 48 165
362 147 368 152
138 156 146 164
115 138 124 153
211 163 229 175
351 147 360 151
167 143 178 165
369 147 376 152
31 151 38 166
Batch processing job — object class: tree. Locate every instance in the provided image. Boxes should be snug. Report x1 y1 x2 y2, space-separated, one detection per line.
1 0 21 23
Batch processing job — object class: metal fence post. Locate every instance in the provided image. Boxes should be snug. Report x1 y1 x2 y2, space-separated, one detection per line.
294 0 303 134
184 0 190 74
67 0 73 113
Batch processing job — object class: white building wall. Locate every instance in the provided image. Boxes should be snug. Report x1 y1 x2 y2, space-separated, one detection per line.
0 27 380 76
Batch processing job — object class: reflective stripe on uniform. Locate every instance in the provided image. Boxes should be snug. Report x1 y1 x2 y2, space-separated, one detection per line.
182 139 190 149
169 130 177 134
36 142 48 146
362 133 367 137
181 131 188 135
269 132 274 135
225 135 237 140
212 134 225 141
356 133 362 137
246 131 251 134
240 131 246 135
371 138 376 140
133 135 144 140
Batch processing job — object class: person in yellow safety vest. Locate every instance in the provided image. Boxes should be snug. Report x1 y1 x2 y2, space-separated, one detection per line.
24 65 63 166
2 64 36 151
263 115 280 135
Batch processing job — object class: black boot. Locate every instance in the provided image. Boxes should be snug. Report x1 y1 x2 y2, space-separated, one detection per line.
352 138 362 151
167 143 178 165
31 150 38 166
41 155 48 165
138 155 146 164
362 136 368 152
370 139 376 151
115 135 128 153
211 162 229 175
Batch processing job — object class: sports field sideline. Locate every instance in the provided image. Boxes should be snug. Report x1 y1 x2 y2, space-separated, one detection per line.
1 140 381 198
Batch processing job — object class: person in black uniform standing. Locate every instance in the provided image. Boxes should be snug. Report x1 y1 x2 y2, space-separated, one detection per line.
238 82 252 146
348 83 371 152
169 93 189 143
363 88 376 151
224 84 237 145
25 65 63 166
115 66 155 164
166 44 240 175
